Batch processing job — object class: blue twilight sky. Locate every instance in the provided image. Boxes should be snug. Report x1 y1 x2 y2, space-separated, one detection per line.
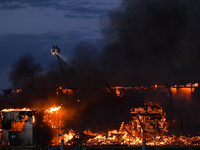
2 0 200 94
0 0 121 92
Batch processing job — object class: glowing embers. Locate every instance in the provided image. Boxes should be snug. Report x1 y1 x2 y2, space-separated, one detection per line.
58 86 75 95
11 122 24 131
11 89 23 94
86 129 123 146
112 86 125 97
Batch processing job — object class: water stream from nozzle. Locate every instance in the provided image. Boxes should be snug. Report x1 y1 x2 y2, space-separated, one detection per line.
55 52 71 67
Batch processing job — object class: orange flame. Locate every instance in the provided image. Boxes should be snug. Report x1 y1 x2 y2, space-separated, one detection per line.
1 108 31 112
45 106 61 113
32 115 35 123
63 129 76 144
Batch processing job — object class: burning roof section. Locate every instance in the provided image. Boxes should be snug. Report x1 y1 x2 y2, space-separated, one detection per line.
102 82 199 101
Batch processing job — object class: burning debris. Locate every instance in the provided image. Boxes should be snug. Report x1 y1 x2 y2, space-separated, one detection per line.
1 93 200 147
77 103 168 146
130 103 167 138
60 103 200 147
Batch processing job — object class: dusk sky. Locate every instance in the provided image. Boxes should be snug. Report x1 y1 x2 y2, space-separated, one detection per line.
1 0 200 94
0 0 120 92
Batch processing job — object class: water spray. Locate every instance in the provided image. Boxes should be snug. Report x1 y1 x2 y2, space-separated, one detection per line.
51 45 71 65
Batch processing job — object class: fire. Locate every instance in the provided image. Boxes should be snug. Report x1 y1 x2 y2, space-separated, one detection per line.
11 122 24 131
170 82 199 101
1 108 31 112
60 83 200 146
1 82 200 147
11 89 23 94
63 129 76 144
171 82 199 88
32 115 35 123
44 106 61 128
59 103 169 146
46 106 61 113
103 82 199 98
42 106 62 145
82 103 200 146
193 83 199 87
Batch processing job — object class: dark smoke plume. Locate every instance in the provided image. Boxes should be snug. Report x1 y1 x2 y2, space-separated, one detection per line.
68 0 200 133
6 0 200 133
8 53 42 89
70 0 200 86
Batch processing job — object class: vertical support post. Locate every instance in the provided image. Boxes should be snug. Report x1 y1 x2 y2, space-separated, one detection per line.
180 119 183 136
105 127 108 145
60 140 64 150
153 124 156 147
142 139 146 150
40 135 41 148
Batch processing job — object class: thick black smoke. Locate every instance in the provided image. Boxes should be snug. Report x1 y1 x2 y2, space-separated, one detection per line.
68 0 200 133
6 0 200 134
7 53 64 108
70 0 200 86
8 53 42 89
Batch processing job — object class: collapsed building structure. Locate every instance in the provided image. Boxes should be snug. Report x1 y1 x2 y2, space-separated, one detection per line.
130 103 167 138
